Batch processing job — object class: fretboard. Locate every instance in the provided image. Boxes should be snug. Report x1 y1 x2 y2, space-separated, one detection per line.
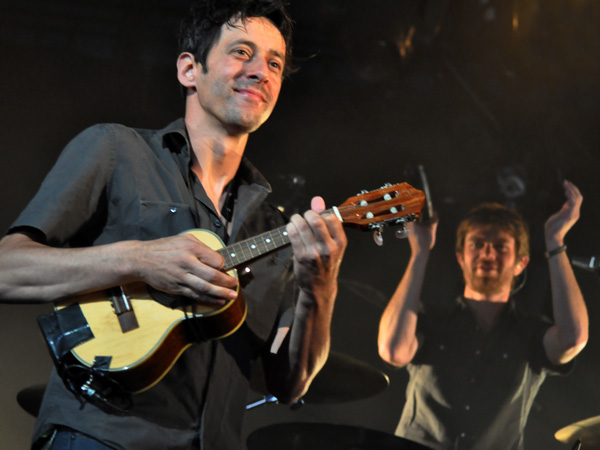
218 226 291 271
218 207 340 271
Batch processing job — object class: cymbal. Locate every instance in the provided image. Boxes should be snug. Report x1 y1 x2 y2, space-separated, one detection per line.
556 415 600 447
246 422 432 450
250 351 389 404
17 384 46 417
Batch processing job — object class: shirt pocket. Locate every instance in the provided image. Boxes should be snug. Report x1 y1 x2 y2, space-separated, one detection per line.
138 200 197 240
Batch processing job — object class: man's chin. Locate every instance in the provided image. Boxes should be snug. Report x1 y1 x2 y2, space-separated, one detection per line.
225 119 263 135
229 114 271 134
471 278 503 296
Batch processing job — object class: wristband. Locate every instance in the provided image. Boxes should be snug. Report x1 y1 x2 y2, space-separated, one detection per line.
545 245 567 259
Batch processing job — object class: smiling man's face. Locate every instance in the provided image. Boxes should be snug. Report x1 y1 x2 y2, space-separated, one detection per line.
457 224 525 299
193 16 286 134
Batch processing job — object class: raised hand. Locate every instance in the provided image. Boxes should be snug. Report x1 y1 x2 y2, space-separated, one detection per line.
544 180 583 248
408 212 439 255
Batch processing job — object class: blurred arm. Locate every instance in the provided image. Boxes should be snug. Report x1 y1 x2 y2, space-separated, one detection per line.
542 180 588 365
378 216 438 367
262 196 348 404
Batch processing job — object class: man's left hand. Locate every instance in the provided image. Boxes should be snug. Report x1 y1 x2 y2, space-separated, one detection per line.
286 196 347 301
545 179 583 247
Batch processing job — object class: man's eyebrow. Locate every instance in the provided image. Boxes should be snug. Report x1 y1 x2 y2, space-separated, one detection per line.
230 39 285 60
467 235 510 242
467 235 483 240
268 48 285 61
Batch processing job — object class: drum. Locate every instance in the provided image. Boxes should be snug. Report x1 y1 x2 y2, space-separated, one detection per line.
247 422 432 450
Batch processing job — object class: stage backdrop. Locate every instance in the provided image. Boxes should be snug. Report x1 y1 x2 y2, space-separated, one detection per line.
1 1 598 449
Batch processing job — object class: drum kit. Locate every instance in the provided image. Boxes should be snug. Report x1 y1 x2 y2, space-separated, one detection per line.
16 351 600 449
555 416 600 450
246 422 432 450
246 350 433 449
248 350 390 406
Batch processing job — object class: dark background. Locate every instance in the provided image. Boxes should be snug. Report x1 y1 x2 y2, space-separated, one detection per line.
1 0 598 448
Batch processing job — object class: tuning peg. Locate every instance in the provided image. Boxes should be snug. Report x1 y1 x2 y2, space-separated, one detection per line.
395 228 410 239
373 229 384 246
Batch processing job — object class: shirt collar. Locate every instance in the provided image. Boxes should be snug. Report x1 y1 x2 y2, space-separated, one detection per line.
455 295 518 316
160 118 189 156
158 118 272 193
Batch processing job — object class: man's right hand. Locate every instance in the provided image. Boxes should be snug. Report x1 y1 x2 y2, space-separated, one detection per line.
0 231 238 305
408 213 439 255
136 233 239 306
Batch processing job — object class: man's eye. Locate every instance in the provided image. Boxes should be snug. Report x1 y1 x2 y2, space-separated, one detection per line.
234 49 251 57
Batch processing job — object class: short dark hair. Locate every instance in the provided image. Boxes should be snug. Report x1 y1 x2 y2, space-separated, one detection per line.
178 0 294 77
455 203 530 260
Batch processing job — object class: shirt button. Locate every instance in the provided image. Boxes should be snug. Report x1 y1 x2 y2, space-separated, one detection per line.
465 405 470 411
475 349 481 356
460 432 466 438
503 353 508 359
439 345 445 350
214 219 222 227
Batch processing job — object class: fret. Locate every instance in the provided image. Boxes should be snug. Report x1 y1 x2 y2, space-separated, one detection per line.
220 248 234 269
225 244 237 268
248 236 262 257
275 227 291 247
234 241 249 265
263 231 275 252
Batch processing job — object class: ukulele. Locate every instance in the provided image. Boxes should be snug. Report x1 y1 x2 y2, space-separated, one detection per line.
38 182 425 396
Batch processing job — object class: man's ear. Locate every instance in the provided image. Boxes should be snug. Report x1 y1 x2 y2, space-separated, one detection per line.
177 53 197 91
456 252 464 269
514 255 530 276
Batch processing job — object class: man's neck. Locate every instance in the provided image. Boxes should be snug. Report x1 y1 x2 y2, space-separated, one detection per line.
185 117 248 212
462 285 511 303
463 288 510 334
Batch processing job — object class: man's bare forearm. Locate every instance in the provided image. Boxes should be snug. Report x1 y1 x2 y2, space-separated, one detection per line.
0 233 139 303
378 251 429 367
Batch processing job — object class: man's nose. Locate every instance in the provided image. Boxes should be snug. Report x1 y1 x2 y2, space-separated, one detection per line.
246 57 269 82
480 243 496 258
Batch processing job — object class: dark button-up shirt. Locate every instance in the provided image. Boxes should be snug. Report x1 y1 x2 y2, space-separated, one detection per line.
396 296 571 450
10 119 296 450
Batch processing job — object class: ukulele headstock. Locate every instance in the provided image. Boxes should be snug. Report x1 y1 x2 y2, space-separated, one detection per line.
334 182 426 232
